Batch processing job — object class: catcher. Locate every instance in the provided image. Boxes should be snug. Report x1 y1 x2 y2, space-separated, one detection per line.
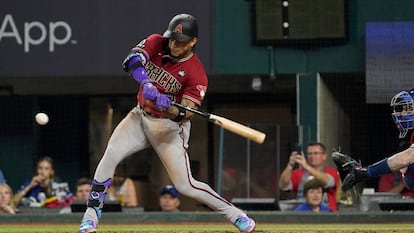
332 90 414 191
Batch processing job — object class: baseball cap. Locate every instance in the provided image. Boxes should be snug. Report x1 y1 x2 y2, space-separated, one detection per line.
160 185 180 198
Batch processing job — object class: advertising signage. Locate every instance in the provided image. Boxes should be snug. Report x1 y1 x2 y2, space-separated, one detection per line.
0 0 212 77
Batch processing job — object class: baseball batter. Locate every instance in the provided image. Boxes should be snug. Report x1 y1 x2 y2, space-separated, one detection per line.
78 14 255 233
333 89 414 191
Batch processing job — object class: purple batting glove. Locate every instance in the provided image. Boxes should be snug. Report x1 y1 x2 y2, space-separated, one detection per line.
131 66 149 84
155 94 171 111
142 81 159 101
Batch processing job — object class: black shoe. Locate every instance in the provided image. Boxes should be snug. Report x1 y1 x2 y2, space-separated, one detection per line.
331 151 362 181
342 166 369 191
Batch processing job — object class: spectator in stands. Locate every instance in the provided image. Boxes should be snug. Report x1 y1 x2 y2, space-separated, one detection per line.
159 185 180 212
279 142 340 211
59 177 92 214
0 169 5 184
75 178 92 202
378 171 414 198
107 165 137 207
294 178 333 212
0 183 15 214
13 156 74 208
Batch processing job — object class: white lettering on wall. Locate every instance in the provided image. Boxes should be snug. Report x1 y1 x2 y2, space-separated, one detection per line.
0 14 75 53
0 14 22 44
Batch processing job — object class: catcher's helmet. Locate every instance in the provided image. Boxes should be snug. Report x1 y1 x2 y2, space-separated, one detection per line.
163 14 198 42
390 90 414 138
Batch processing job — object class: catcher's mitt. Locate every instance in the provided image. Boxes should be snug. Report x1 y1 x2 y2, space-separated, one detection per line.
331 151 362 181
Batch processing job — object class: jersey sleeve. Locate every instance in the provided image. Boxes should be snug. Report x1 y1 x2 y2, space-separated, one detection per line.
326 167 340 184
131 34 164 61
181 56 208 106
324 167 340 192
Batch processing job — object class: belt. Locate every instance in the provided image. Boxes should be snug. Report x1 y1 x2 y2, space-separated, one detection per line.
138 105 166 119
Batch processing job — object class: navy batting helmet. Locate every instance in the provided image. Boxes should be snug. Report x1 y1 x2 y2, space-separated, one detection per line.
163 14 198 42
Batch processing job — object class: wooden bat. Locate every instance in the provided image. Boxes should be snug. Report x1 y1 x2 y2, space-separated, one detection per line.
173 102 266 144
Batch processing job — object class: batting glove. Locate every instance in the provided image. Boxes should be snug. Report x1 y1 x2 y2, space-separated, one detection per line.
142 80 159 101
155 94 171 111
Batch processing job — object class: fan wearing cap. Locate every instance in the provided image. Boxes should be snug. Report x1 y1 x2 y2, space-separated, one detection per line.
159 185 180 212
78 14 255 233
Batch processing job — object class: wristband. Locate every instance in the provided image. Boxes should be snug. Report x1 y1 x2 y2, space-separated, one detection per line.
172 106 186 122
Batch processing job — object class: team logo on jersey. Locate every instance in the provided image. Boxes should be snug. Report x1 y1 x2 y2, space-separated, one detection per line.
146 62 182 94
178 70 185 77
196 85 207 99
173 24 183 34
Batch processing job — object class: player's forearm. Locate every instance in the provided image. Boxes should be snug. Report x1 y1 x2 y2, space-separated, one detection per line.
166 106 193 122
165 99 195 122
387 148 414 171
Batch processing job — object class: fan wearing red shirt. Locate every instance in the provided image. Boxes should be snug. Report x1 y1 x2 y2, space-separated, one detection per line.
279 142 340 211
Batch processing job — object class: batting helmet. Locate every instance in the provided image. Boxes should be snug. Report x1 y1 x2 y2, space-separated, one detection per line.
163 14 198 42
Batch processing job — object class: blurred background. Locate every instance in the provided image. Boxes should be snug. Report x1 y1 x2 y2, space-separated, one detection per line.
1 0 412 211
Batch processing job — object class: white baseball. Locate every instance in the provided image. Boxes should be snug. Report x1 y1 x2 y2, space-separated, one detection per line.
35 113 49 125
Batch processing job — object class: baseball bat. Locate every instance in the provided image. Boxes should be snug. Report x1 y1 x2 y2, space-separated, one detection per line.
173 102 266 144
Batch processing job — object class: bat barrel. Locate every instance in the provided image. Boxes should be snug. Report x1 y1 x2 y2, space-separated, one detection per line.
209 114 266 144
172 102 266 144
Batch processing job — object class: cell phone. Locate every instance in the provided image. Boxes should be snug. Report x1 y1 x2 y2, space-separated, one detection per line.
296 144 303 153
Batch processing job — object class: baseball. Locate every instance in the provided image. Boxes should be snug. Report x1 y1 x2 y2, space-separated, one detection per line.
35 113 49 125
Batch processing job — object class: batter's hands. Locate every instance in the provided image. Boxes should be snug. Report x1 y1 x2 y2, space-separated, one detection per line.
155 94 171 111
142 81 159 101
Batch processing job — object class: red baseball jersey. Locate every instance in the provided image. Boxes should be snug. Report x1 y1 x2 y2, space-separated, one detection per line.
131 34 208 117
